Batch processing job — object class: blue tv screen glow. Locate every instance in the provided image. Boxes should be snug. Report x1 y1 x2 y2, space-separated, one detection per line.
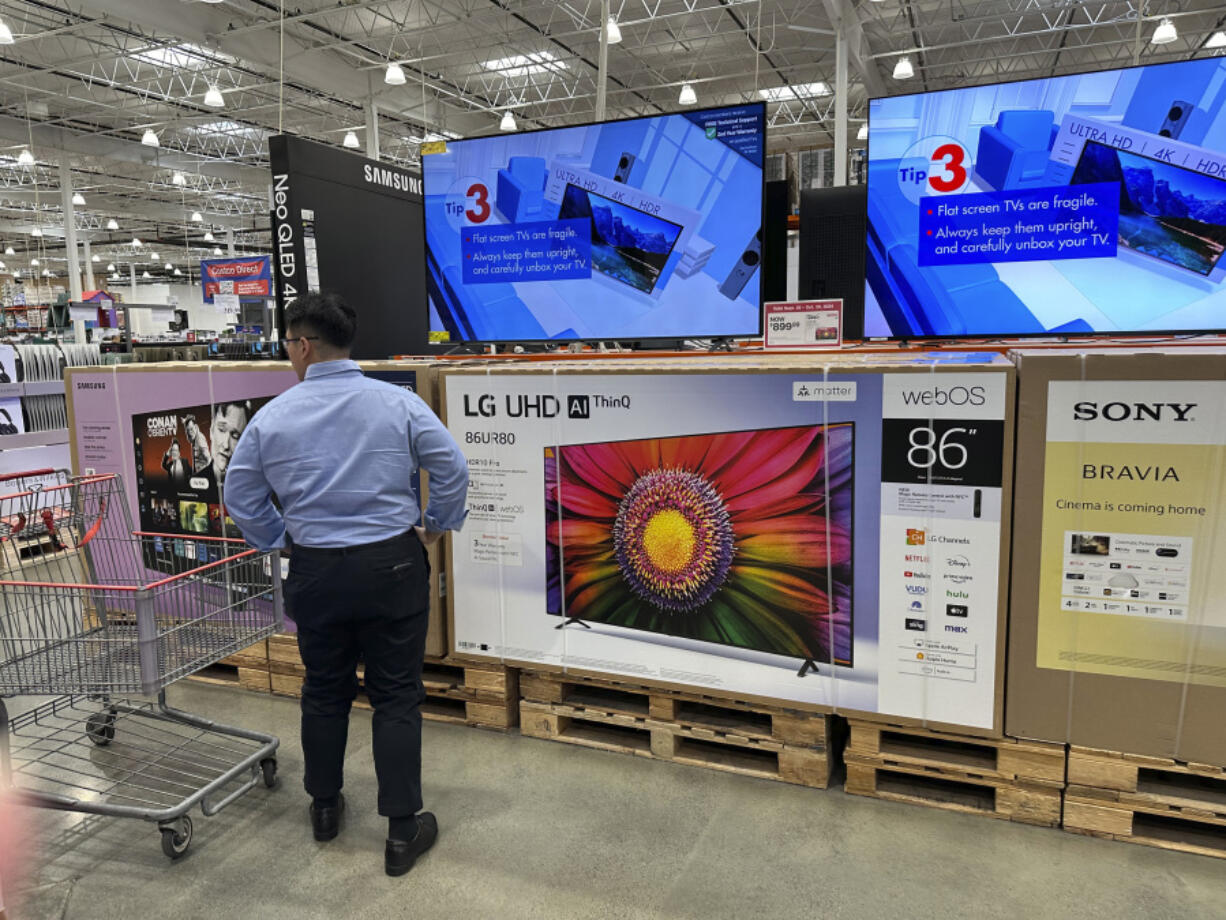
423 103 766 343
865 59 1226 338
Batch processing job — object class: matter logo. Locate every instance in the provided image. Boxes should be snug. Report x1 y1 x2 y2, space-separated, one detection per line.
567 395 590 419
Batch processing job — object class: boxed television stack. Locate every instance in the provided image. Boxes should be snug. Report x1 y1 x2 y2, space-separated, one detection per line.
436 353 1063 806
1008 347 1226 856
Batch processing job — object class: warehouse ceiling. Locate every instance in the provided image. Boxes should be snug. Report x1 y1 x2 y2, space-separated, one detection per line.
0 0 1223 280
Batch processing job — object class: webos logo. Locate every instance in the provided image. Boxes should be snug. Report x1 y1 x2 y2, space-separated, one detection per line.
898 385 986 408
1072 401 1196 423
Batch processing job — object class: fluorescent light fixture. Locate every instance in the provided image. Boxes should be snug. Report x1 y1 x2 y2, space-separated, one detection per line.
1207 31 1226 48
678 83 697 105
213 247 223 255
342 130 360 149
0 17 14 44
91 254 100 262
203 231 215 242
16 149 33 166
385 62 406 85
1152 18 1177 44
204 85 225 108
499 111 518 132
30 227 41 237
758 82 831 101
106 218 119 230
606 17 622 44
893 56 914 80
483 52 563 78
141 128 159 147
172 171 186 186
71 192 85 206
190 211 203 223
107 263 115 271
857 123 869 140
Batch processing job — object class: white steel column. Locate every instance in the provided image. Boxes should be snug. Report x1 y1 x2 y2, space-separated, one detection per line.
226 228 235 256
59 163 83 301
596 0 610 122
83 238 95 290
129 262 137 302
834 22 849 187
365 96 381 160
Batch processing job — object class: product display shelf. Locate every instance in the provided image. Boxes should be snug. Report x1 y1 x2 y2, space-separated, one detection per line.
218 634 521 731
517 670 840 789
842 720 1066 827
1063 746 1226 859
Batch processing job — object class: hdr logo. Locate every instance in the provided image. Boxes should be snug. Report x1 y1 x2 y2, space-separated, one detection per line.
567 395 590 419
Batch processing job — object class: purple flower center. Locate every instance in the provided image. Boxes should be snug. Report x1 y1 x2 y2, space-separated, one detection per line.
613 469 734 613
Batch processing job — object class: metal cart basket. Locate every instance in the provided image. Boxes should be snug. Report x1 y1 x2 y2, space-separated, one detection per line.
0 469 284 859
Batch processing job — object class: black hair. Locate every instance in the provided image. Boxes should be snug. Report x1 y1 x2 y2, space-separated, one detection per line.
183 413 196 424
285 292 357 350
215 400 252 421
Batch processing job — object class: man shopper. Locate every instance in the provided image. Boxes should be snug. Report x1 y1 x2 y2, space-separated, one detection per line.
224 293 468 877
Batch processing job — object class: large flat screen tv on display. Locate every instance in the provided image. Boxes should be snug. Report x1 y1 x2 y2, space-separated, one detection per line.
865 58 1226 339
422 103 766 343
543 423 854 674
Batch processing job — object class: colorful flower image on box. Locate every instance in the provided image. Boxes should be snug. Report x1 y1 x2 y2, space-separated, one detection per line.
545 424 854 666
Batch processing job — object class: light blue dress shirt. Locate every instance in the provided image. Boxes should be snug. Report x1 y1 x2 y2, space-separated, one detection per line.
224 360 468 551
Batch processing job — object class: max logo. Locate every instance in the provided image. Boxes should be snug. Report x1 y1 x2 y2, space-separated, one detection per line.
567 396 590 419
1073 401 1196 422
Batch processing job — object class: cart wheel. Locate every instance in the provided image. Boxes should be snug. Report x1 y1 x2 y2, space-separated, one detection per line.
260 757 278 789
86 711 116 746
160 816 192 860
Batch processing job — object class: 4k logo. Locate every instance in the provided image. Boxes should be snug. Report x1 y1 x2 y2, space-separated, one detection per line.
567 395 590 419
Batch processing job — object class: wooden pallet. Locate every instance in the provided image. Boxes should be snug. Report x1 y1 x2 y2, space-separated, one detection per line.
846 720 1066 787
1063 745 1226 858
517 672 836 789
266 634 518 730
844 758 1062 826
519 670 834 748
185 661 272 693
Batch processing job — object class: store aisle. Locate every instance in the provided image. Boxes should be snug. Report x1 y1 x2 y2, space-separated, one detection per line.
11 682 1226 920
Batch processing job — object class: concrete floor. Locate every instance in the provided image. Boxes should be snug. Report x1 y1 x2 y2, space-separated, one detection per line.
7 681 1226 920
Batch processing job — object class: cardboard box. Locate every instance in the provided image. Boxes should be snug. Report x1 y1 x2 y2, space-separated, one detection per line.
442 352 1016 734
65 360 450 657
1008 347 1226 761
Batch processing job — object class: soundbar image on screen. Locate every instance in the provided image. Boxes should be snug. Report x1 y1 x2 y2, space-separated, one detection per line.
543 423 854 675
1072 140 1226 277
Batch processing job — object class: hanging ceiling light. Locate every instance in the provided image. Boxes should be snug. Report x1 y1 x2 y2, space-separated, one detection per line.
91 254 100 263
893 56 915 80
4 247 13 256
1151 17 1178 44
0 261 5 271
164 262 173 270
0 17 14 44
857 123 869 140
190 211 203 223
106 263 115 271
71 192 85 206
173 267 182 276
606 17 622 44
342 130 360 149
131 237 143 247
16 148 33 166
385 62 406 85
106 218 119 230
141 128 160 147
151 251 160 262
11 270 18 278
172 171 186 186
41 268 50 277
499 111 518 131
142 270 151 279
213 247 223 256
203 231 215 242
678 83 697 106
1207 31 1226 48
30 227 41 237
30 258 39 266
204 85 225 108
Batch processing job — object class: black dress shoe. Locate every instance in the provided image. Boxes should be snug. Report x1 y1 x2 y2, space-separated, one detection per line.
385 812 438 877
310 794 345 842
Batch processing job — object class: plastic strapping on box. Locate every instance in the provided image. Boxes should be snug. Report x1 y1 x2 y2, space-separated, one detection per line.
551 364 567 675
491 362 510 667
819 361 838 712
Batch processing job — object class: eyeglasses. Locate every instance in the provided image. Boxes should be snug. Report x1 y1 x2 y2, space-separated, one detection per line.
279 336 320 349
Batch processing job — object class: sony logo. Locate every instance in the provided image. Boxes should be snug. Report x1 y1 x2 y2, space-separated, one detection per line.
363 164 423 196
1072 401 1196 422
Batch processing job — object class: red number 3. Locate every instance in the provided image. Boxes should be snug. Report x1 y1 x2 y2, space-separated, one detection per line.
929 143 967 193
465 183 491 223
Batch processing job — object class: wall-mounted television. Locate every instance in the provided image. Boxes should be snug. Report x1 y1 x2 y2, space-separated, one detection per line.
543 423 854 673
865 58 1226 339
422 103 766 343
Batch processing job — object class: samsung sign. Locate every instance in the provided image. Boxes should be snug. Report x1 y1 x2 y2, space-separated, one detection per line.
363 164 422 196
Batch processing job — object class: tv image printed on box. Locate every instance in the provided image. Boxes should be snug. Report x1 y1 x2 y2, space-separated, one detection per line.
131 396 273 574
543 423 854 672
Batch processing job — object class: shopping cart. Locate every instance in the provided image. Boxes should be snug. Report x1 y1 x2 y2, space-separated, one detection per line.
0 469 284 859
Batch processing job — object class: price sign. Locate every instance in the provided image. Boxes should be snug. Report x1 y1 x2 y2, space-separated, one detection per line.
215 293 240 317
763 300 842 350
